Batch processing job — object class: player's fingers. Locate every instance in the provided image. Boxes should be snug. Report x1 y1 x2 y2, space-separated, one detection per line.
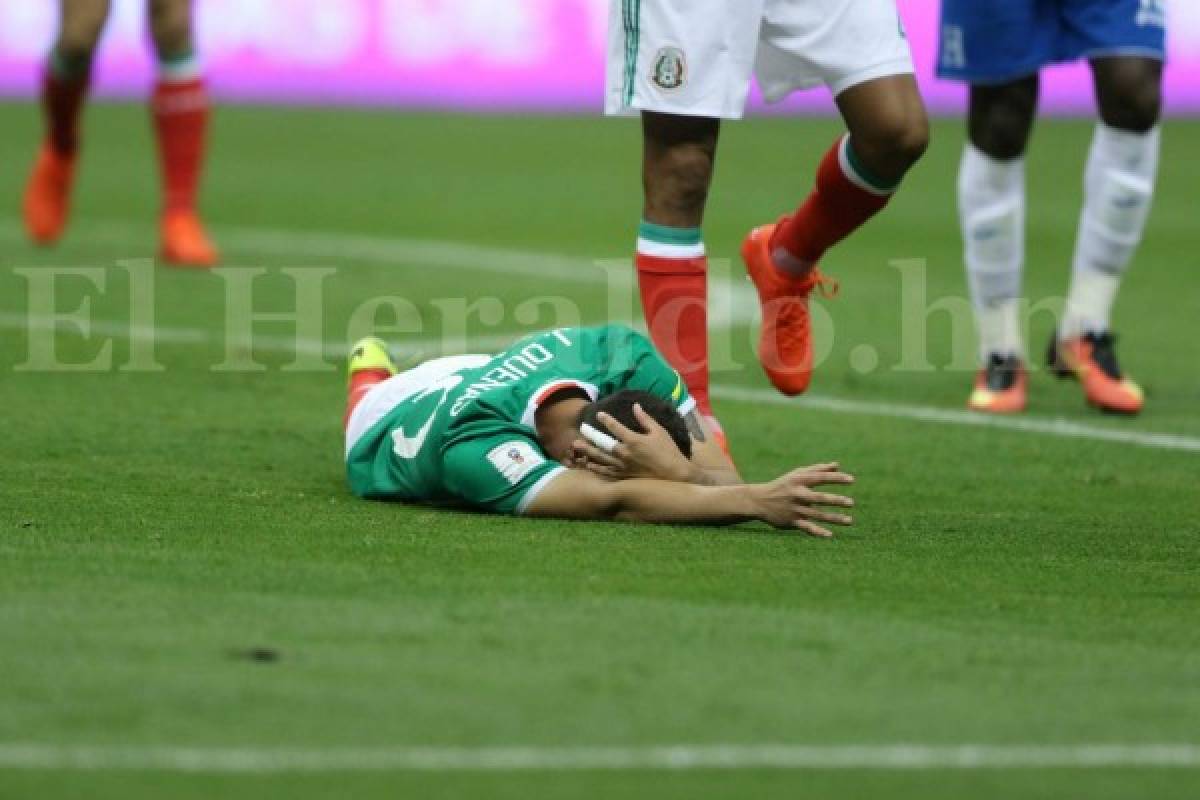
596 411 639 443
585 463 623 480
582 457 620 474
798 490 855 508
632 403 665 435
798 507 853 526
803 462 841 472
581 442 623 468
799 471 855 486
569 442 595 470
794 519 833 538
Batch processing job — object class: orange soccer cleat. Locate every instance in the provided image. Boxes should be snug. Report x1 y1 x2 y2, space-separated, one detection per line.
741 220 837 396
1047 331 1144 415
967 354 1028 414
160 209 219 268
22 143 76 245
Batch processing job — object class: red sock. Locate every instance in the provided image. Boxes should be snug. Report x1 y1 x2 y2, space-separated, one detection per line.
636 251 711 415
151 77 210 213
42 71 90 156
344 369 391 430
770 135 895 273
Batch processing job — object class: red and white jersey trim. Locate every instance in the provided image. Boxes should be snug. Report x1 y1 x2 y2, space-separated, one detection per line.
520 380 600 429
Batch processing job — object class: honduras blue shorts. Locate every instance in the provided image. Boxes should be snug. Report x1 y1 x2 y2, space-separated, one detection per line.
938 0 1167 84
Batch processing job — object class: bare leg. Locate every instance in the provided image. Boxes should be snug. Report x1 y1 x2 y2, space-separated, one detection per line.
641 112 720 228
147 0 218 266
147 0 194 59
835 73 930 184
1050 56 1163 415
967 76 1039 160
956 75 1039 410
23 0 112 244
55 0 112 71
635 112 722 420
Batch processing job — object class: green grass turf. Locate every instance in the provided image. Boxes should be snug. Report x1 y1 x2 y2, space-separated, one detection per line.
0 103 1197 799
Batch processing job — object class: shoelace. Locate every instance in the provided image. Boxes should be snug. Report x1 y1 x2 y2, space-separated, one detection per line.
773 271 839 351
809 269 840 300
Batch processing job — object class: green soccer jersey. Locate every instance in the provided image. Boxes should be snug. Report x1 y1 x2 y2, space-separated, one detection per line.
344 325 694 515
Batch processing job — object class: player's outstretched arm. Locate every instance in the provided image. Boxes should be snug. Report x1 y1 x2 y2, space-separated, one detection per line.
525 464 855 537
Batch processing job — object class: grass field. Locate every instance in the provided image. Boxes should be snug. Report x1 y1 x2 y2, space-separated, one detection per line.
1 103 1198 799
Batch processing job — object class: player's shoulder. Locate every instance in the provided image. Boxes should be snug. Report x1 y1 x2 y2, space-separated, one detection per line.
519 324 653 363
563 323 653 351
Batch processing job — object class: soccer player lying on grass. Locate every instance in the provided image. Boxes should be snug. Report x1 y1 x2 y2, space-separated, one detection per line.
343 325 854 535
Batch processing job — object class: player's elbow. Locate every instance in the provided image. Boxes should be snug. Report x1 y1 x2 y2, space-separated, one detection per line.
589 482 629 521
578 480 645 523
524 472 626 522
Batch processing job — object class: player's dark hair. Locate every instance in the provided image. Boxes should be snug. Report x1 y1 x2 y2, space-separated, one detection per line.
577 390 693 460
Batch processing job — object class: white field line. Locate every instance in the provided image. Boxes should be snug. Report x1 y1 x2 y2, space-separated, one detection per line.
0 743 1198 772
713 386 1200 454
4 310 1199 454
3 220 1198 454
0 220 761 327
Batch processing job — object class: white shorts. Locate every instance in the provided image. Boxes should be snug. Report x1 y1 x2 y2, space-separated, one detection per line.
344 354 490 458
606 0 916 120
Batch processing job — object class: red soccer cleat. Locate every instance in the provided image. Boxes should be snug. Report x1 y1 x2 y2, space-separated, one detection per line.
1048 332 1144 415
23 143 76 245
741 221 837 396
967 354 1027 414
160 209 220 268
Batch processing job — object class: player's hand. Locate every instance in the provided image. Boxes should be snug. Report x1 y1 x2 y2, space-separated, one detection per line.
571 405 693 483
752 463 855 537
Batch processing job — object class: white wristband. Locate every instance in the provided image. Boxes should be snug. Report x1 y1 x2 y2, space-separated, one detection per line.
580 422 619 454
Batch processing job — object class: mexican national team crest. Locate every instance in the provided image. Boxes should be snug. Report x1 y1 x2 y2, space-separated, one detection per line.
651 47 686 91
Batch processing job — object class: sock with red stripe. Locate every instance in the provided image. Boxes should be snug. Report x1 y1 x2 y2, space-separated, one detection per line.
635 221 712 417
42 49 92 156
769 135 900 277
344 369 391 430
151 49 210 213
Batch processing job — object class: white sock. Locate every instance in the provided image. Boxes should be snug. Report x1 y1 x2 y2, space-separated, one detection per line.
1061 123 1160 339
958 144 1026 362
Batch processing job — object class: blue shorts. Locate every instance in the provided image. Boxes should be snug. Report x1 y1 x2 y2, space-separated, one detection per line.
938 0 1167 84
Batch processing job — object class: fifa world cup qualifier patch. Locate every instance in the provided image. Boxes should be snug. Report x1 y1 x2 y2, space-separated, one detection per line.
487 441 544 486
651 47 686 91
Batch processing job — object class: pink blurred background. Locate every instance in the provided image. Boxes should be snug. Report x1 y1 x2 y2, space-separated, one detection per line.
0 0 1197 113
